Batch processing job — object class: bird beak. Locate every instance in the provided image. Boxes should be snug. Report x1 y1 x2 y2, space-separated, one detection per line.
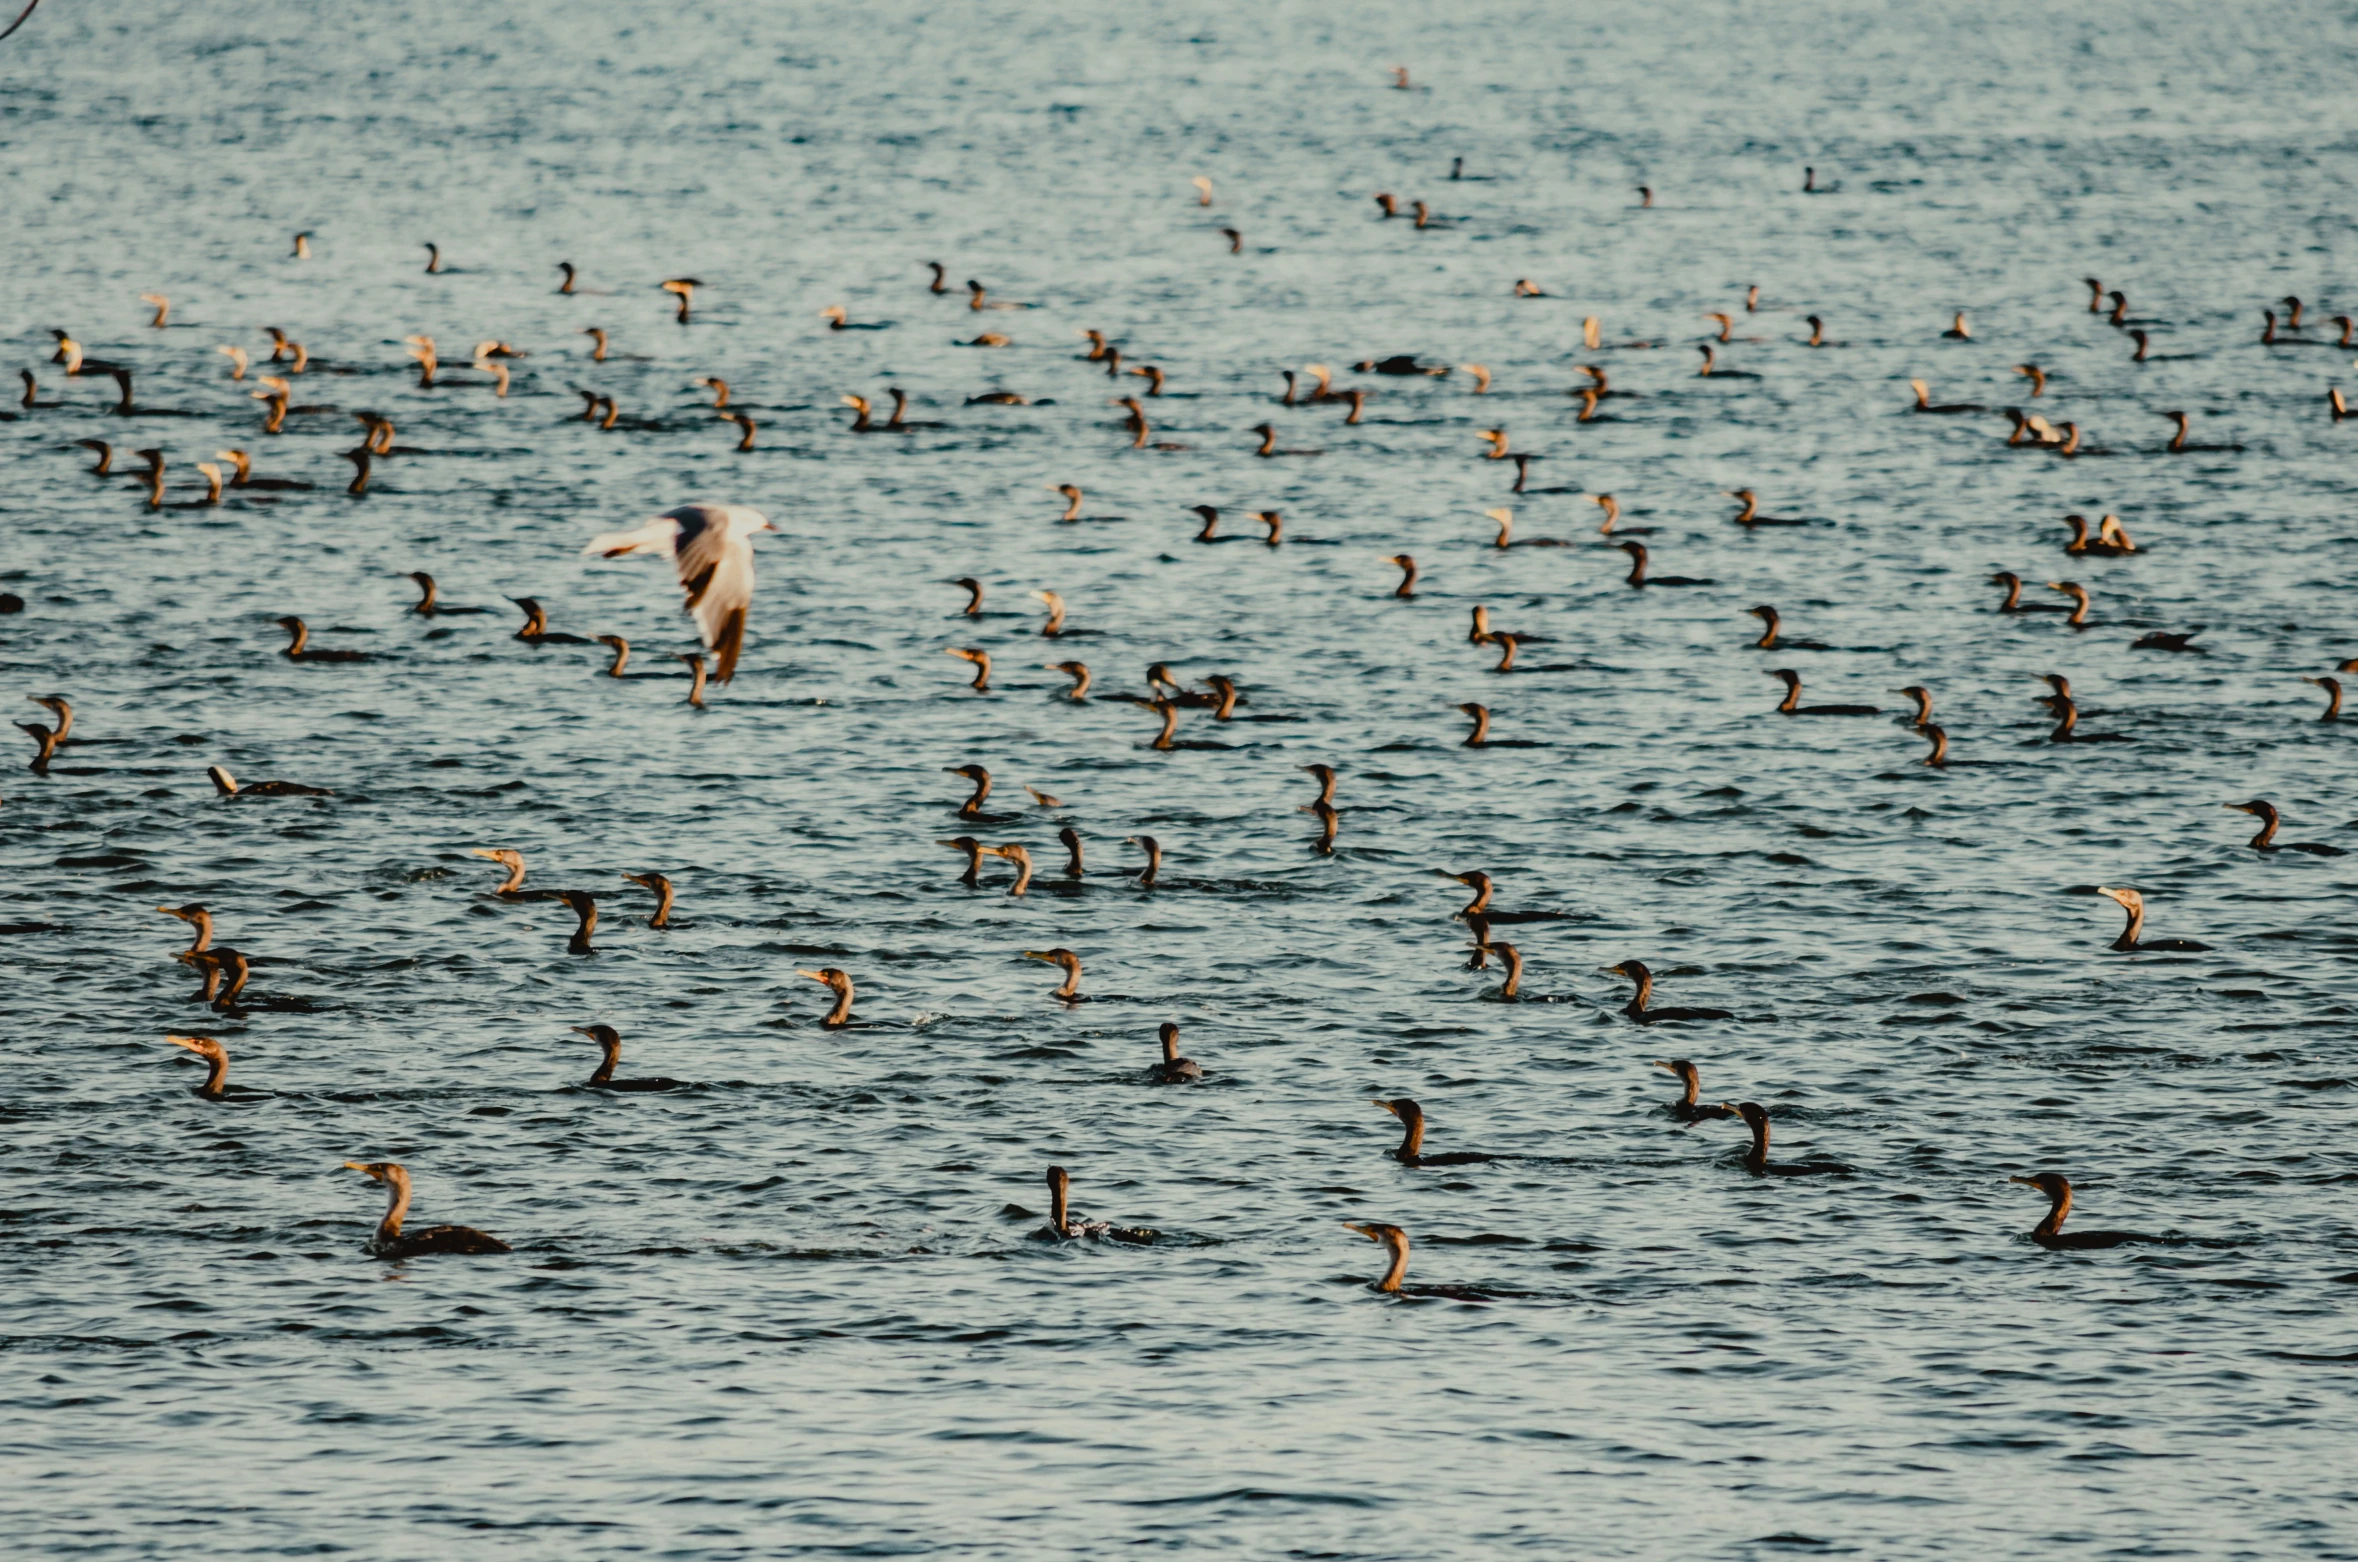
156 905 183 919
469 848 501 861
569 1026 596 1038
1370 1099 1399 1117
796 970 827 982
1343 1223 1376 1240
341 1161 370 1174
1651 1060 1673 1073
164 1035 207 1054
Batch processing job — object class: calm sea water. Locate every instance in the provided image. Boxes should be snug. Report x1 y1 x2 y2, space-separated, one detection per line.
5 2 2357 1556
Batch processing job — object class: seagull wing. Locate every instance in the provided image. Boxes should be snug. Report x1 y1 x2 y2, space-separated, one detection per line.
582 505 762 681
581 513 683 560
670 505 757 680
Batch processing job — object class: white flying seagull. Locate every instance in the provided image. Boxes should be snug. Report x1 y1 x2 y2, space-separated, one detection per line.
581 503 775 681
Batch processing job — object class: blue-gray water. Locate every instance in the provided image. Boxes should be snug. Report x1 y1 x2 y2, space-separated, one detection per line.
5 2 2357 1556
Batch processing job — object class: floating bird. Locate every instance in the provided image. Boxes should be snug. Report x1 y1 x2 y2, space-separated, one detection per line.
207 765 327 797
621 872 675 926
571 1024 685 1091
1655 1060 1735 1123
342 1162 510 1258
1039 1166 1154 1244
1721 1102 1850 1176
2093 886 2210 952
797 968 857 1027
1602 961 1732 1023
1024 947 1083 1002
1150 1022 1201 1083
2224 801 2345 856
1372 1098 1495 1167
2008 1172 2162 1250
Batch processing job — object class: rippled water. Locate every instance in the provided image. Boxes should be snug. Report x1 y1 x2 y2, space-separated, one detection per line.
6 2 2358 1556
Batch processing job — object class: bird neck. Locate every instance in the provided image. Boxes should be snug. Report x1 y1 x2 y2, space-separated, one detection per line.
1055 962 1079 999
2248 809 2279 849
569 902 597 954
824 983 854 1026
1625 972 1653 1017
378 1179 410 1243
1461 880 1492 916
2113 901 2144 950
1376 1234 1408 1293
1675 1072 1698 1107
199 1052 227 1096
1160 1031 1180 1064
1049 1181 1070 1234
1745 1116 1770 1171
588 1039 619 1086
283 622 309 657
1775 678 1801 714
2035 1185 2070 1238
186 914 212 953
1394 1114 1426 1161
496 862 525 894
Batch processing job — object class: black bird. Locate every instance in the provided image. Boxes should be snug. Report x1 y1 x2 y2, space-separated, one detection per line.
1721 1102 1850 1176
1767 669 1879 716
571 1024 686 1091
1602 961 1732 1024
2009 1172 2162 1250
342 1161 511 1258
1371 1098 1495 1167
1655 1059 1736 1122
2224 800 2345 856
1150 1021 1203 1083
1616 541 1712 588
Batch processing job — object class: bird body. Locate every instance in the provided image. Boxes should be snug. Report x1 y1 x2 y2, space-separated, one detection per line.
582 504 775 681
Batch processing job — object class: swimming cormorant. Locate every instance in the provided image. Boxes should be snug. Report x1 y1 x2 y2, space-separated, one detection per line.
1039 1165 1154 1243
1151 1022 1202 1083
1371 1097 1495 1167
1655 1060 1735 1122
2093 886 2210 952
621 872 675 926
207 765 328 797
571 1024 685 1090
1617 541 1712 588
163 1034 238 1099
1602 961 1732 1023
1722 1101 1851 1176
1768 669 1880 716
2224 801 2345 856
1024 947 1083 1001
797 968 857 1027
471 848 529 896
275 617 371 662
2009 1171 2161 1250
342 1161 511 1257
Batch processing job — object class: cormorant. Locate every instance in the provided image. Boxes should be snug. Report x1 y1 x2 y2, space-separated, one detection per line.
1371 1097 1495 1166
2009 1171 2162 1250
571 1024 685 1090
342 1161 511 1257
1722 1101 1851 1176
1602 961 1732 1023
